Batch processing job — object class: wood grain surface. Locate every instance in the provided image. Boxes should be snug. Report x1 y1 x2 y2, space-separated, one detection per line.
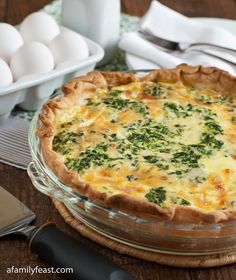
1 0 236 279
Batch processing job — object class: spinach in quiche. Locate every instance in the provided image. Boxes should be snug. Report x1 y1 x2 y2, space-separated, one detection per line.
51 80 236 211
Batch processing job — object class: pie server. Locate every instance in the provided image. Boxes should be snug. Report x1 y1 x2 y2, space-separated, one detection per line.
0 186 136 280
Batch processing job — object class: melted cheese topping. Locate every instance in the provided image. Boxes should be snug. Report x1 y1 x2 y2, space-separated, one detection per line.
52 81 236 211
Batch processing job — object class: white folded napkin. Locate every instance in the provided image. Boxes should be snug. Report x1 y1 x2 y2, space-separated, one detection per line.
119 1 236 74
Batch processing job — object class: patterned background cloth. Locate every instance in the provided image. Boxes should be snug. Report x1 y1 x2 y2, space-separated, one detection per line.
0 0 141 169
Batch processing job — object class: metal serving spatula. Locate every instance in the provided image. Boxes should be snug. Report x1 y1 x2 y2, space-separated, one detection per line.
0 186 135 280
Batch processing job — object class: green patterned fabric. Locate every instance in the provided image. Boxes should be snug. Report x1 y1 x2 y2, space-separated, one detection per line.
11 0 140 120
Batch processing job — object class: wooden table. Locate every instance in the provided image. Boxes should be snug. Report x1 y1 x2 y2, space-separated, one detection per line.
1 0 236 279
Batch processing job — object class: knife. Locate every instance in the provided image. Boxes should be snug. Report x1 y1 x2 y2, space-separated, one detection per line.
0 186 136 280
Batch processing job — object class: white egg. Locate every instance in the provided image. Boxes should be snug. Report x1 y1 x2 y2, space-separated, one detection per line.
49 31 89 65
19 12 60 44
0 58 13 87
10 42 55 80
0 23 23 62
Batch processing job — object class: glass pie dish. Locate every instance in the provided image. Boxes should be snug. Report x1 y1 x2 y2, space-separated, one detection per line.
27 89 236 256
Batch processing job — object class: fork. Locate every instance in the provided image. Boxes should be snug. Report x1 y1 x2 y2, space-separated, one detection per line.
138 28 236 65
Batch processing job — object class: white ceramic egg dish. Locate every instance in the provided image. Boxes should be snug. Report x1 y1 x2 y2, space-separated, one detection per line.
0 12 104 123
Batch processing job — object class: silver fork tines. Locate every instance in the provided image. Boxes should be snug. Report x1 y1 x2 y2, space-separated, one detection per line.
138 29 181 51
139 28 236 52
138 28 236 65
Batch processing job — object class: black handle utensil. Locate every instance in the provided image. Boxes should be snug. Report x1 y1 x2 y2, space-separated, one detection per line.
0 186 135 280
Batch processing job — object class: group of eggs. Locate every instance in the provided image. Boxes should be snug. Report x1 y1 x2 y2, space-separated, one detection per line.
0 12 89 87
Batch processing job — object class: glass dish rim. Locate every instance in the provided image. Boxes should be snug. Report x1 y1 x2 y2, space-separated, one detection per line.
28 71 236 231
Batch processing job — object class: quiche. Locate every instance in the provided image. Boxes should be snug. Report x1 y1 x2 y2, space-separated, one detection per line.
38 64 236 223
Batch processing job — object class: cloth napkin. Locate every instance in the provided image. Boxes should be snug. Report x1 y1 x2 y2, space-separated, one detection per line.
0 118 31 169
119 1 236 74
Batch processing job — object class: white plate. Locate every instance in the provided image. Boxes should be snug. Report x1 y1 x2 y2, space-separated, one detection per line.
125 17 236 70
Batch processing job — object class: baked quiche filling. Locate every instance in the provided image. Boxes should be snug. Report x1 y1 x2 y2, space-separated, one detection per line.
52 81 236 212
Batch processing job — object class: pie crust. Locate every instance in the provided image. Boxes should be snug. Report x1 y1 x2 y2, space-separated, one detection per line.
38 64 236 223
